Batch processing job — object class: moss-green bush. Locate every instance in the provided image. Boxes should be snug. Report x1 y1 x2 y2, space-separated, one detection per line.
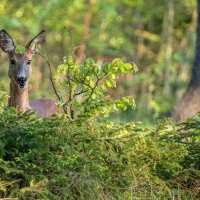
0 107 189 199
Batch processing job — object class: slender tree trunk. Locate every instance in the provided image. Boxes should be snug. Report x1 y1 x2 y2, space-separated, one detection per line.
169 0 200 121
76 0 96 62
163 0 174 96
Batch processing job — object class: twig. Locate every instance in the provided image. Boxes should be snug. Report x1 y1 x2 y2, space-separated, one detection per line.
84 75 101 102
44 43 63 102
74 89 89 96
64 27 78 118
84 72 108 103
36 49 62 103
66 27 75 58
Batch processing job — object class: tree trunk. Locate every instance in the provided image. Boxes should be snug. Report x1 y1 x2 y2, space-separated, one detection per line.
163 0 174 96
76 0 96 62
170 0 200 121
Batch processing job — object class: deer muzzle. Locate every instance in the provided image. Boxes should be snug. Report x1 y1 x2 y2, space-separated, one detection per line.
17 76 27 89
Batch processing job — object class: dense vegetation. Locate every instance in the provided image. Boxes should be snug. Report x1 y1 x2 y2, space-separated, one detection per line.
0 57 200 199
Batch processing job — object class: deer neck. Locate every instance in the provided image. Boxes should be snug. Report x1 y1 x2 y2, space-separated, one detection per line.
8 81 30 112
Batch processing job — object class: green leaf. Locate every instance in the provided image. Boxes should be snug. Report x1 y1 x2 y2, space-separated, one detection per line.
111 58 123 67
194 115 200 122
29 42 34 49
105 79 116 88
44 56 48 62
86 58 95 65
15 45 26 53
124 63 132 70
103 63 112 72
68 56 74 65
57 64 68 74
89 80 95 88
35 44 41 51
108 73 116 79
63 56 67 64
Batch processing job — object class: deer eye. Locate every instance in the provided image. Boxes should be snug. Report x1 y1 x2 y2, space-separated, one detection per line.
27 60 31 65
10 60 15 65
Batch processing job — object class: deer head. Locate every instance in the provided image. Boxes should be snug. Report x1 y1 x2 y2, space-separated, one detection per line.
0 30 46 90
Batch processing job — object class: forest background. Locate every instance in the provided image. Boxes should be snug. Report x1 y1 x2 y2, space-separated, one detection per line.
0 0 196 126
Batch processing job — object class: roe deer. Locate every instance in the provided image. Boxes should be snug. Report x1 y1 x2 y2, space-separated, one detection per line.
0 29 57 117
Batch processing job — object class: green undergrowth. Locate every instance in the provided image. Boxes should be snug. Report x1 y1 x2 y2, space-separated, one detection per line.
0 101 200 199
0 57 200 199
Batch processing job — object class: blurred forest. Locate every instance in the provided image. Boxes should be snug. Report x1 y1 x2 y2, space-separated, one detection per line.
0 0 197 125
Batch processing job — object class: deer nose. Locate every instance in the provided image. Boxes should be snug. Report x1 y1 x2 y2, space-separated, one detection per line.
17 76 27 88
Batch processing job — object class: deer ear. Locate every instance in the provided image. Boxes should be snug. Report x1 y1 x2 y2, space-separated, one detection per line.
26 30 46 51
0 30 15 52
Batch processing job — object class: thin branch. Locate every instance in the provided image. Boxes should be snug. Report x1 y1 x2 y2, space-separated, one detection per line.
84 76 101 102
36 48 62 103
84 71 108 103
66 66 73 118
71 78 93 89
74 89 89 96
66 27 75 58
